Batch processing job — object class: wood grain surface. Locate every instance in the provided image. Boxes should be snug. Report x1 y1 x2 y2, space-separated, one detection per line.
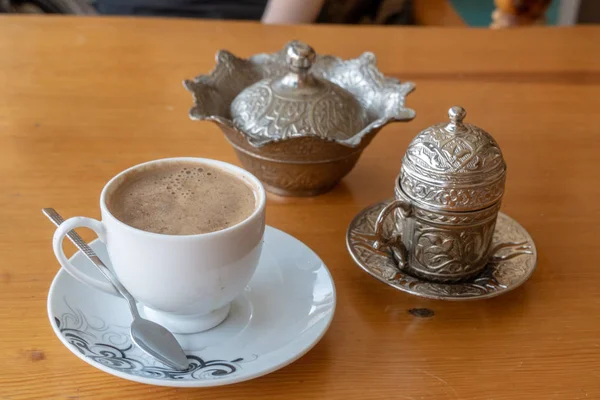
1 16 599 400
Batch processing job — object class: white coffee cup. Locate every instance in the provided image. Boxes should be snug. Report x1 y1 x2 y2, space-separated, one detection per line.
52 157 266 334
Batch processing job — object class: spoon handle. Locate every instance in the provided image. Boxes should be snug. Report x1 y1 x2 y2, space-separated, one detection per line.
42 208 140 318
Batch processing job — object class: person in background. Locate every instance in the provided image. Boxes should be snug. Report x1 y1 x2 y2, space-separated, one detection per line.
262 0 553 26
262 0 325 24
92 0 414 25
263 0 411 25
0 0 413 24
0 0 551 27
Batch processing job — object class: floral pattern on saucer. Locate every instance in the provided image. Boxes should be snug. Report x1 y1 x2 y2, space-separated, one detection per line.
53 298 248 381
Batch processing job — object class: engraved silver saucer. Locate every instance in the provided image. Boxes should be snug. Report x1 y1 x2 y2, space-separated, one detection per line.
346 200 537 300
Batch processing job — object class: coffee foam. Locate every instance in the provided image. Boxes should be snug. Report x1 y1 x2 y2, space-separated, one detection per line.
106 161 256 235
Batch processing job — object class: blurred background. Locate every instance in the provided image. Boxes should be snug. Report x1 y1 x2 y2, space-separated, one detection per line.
0 0 598 27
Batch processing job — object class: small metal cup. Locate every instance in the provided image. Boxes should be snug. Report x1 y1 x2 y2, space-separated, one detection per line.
372 106 507 283
374 182 500 283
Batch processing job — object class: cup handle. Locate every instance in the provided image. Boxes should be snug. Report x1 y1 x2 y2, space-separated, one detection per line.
52 216 119 296
373 200 412 267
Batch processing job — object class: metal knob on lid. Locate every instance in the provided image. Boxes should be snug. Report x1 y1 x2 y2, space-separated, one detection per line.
285 40 316 71
446 105 467 132
399 106 507 212
230 41 368 142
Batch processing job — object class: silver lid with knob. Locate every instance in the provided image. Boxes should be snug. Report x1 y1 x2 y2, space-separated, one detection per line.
399 106 507 212
230 41 368 142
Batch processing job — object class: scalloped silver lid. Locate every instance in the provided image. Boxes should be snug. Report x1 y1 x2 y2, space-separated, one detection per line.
400 106 507 212
230 41 368 142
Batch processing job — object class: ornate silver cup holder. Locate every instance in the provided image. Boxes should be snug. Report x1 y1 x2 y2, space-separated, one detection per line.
346 200 537 300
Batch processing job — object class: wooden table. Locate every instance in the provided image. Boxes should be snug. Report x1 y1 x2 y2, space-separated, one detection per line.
1 16 599 400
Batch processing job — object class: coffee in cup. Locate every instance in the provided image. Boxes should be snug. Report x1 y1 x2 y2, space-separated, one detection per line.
105 161 256 235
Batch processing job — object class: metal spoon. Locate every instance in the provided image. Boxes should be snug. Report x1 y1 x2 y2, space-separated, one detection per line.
42 208 189 371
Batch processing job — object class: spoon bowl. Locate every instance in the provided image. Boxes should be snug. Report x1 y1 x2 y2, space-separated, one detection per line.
131 318 189 371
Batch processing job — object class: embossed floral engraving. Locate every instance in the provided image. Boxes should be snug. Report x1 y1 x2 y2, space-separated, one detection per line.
232 81 367 141
411 220 495 278
399 107 506 211
400 170 505 211
54 299 250 381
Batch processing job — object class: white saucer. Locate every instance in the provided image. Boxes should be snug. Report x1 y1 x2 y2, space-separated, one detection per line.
47 226 336 387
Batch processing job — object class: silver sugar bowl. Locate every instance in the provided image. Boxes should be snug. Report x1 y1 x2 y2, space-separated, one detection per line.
374 106 507 282
184 41 415 196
